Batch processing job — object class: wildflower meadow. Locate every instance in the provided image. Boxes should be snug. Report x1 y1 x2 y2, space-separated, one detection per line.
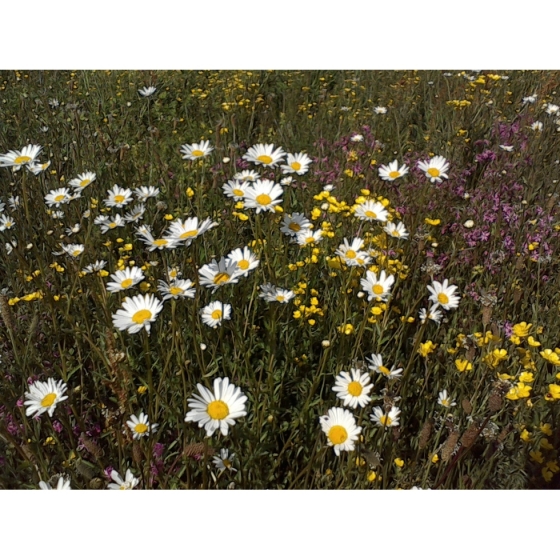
1 70 560 490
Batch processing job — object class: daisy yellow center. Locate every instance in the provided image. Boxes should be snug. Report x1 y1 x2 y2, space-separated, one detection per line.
14 155 31 164
291 162 302 171
5 221 12 227
191 150 204 157
207 400 229 420
347 381 363 396
427 167 440 177
256 194 272 206
134 423 148 434
391 230 400 237
109 222 117 228
441 399 450 407
169 286 183 296
179 230 198 239
328 425 348 445
276 295 285 302
306 237 314 244
153 239 168 246
257 155 273 165
40 393 56 407
289 222 302 232
238 259 249 270
79 179 90 187
379 365 391 376
438 293 449 305
233 189 244 197
372 284 384 295
389 170 400 178
121 278 133 289
54 194 65 202
380 414 392 426
114 195 125 204
211 309 222 320
214 272 230 284
223 459 232 469
72 249 82 257
346 249 357 259
365 210 377 219
132 309 152 324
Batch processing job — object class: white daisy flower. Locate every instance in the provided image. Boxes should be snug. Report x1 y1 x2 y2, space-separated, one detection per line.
94 214 126 233
185 377 248 437
335 238 370 267
295 228 323 247
233 170 260 182
350 134 364 142
0 144 42 170
134 186 160 201
366 354 403 379
280 176 293 186
181 140 214 160
167 267 181 281
522 95 537 104
354 200 389 223
126 412 158 440
226 247 259 277
383 221 409 239
24 378 68 418
280 152 312 175
258 284 295 304
319 407 362 456
107 469 139 490
28 160 51 175
62 243 85 258
332 368 373 409
157 278 196 301
39 477 71 490
198 257 240 293
280 213 312 237
499 145 514 152
82 260 107 274
545 103 559 115
0 215 15 231
222 179 248 201
212 449 237 473
69 172 96 190
136 228 178 251
361 269 395 302
378 159 409 181
167 216 217 246
45 188 71 208
200 301 232 328
64 223 81 236
374 106 388 114
418 305 443 325
8 196 20 211
427 279 460 310
242 143 286 168
112 293 163 334
106 266 145 293
138 86 157 97
243 179 283 213
417 155 450 184
370 406 400 428
104 185 133 208
438 390 456 408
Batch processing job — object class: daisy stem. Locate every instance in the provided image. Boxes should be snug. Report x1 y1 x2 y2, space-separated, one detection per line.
142 330 154 428
21 171 31 227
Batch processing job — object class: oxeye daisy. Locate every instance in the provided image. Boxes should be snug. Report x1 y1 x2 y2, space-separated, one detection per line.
227 247 259 277
418 305 443 325
222 179 248 201
181 140 214 160
24 378 68 418
438 390 456 408
62 243 85 258
361 269 394 302
107 469 139 490
417 155 450 183
134 186 160 201
45 188 71 208
28 160 51 175
82 260 107 274
157 278 195 301
138 86 157 97
383 221 409 239
378 159 409 181
167 216 217 246
243 179 283 213
212 449 237 474
370 406 401 428
280 213 312 237
126 412 158 440
335 238 370 267
295 228 323 246
258 284 295 304
94 214 126 233
233 170 260 182
242 143 286 168
39 477 71 490
366 354 403 379
427 279 460 310
136 227 178 251
354 200 389 223
106 266 145 293
280 152 312 175
185 377 248 437
112 293 163 334
104 185 133 208
319 407 362 456
200 301 232 328
332 369 373 409
198 257 240 293
0 144 42 170
0 215 15 231
69 171 96 190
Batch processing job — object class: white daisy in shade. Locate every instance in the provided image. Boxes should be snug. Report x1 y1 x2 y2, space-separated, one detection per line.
185 377 248 437
213 449 237 473
378 160 409 181
104 185 133 208
167 216 217 246
134 186 160 201
370 405 400 428
366 354 403 379
123 204 146 223
335 238 370 267
138 86 156 97
384 221 409 239
280 213 312 237
69 171 96 190
106 266 145 293
234 170 260 182
418 304 443 325
45 188 71 207
427 279 460 310
227 247 259 277
126 412 158 440
94 214 126 233
0 215 15 231
319 407 362 456
24 378 68 418
112 293 163 334
280 152 312 175
437 390 456 408
417 155 450 183
354 200 389 223
157 278 195 301
0 144 42 170
361 270 395 302
107 469 139 490
200 301 232 328
28 160 51 175
243 179 283 213
181 140 214 160
222 179 248 201
332 368 373 409
258 284 295 303
199 257 240 293
295 228 323 247
39 477 71 490
242 143 286 168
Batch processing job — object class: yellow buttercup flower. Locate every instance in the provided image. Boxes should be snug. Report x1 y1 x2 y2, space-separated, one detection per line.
418 340 437 358
455 359 473 372
512 322 531 337
541 349 560 366
527 336 541 347
424 218 441 226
